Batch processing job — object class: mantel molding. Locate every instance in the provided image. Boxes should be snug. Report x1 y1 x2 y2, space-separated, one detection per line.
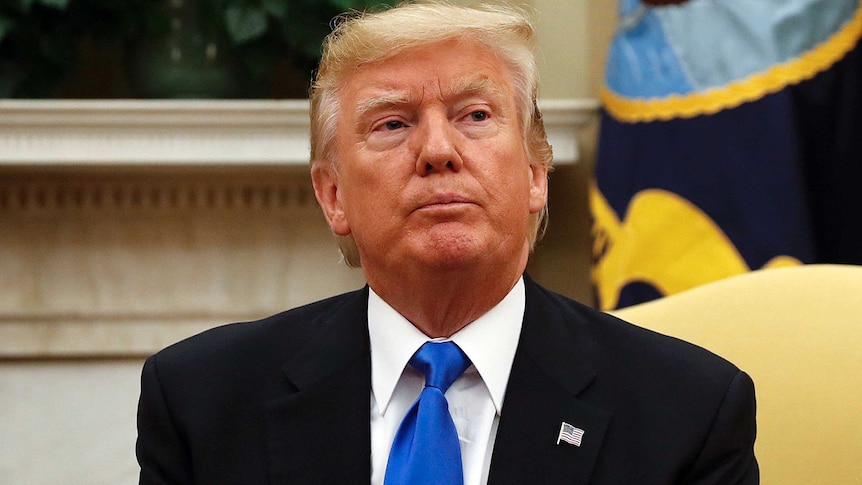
0 98 599 168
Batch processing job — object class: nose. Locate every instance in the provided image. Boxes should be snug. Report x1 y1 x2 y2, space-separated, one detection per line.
413 114 464 176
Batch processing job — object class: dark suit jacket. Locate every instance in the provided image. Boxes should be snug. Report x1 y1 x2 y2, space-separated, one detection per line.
137 276 758 484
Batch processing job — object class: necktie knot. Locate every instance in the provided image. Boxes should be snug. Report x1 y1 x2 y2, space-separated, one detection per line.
409 341 471 393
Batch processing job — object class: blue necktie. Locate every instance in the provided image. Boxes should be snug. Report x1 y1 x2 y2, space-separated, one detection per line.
384 341 472 485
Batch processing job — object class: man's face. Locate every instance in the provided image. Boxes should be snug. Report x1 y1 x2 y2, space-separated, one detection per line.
313 39 548 275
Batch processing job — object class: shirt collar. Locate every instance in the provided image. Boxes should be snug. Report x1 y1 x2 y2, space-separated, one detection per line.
368 277 525 416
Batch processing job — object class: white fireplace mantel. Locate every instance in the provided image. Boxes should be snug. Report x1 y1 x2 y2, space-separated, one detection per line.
0 98 598 168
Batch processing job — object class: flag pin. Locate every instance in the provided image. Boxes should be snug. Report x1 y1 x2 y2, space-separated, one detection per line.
556 422 585 447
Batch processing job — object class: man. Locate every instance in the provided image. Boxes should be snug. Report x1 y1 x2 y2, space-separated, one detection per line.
137 2 758 484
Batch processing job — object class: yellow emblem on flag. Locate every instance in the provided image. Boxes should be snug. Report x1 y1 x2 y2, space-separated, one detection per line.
590 183 800 310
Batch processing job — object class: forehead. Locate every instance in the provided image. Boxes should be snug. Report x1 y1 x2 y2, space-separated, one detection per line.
337 39 515 111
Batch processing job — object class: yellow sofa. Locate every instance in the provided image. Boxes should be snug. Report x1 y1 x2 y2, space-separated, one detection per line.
612 264 862 484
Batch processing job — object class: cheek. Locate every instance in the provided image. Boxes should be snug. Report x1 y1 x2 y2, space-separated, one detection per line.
339 171 399 227
487 147 534 194
478 171 533 224
507 164 541 217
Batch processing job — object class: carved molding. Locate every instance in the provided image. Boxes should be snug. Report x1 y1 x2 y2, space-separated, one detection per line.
0 173 366 360
0 99 311 166
0 176 318 214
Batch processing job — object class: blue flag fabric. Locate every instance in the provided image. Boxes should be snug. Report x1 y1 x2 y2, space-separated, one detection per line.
592 0 862 310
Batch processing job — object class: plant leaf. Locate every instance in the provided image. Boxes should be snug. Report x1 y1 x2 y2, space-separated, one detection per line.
224 6 269 44
328 0 361 11
261 0 288 20
0 16 13 44
35 0 71 9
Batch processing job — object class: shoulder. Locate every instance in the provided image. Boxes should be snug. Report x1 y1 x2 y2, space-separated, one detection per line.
524 278 757 480
144 288 368 379
525 277 743 388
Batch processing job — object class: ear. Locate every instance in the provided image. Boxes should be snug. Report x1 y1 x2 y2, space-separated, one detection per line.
311 161 351 236
528 162 549 214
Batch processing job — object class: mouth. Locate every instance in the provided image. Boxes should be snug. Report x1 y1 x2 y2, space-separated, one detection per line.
413 193 476 213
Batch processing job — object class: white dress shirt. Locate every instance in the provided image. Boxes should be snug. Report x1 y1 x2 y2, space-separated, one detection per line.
368 277 525 485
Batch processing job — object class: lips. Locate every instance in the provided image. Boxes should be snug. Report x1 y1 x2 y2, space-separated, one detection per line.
412 192 476 212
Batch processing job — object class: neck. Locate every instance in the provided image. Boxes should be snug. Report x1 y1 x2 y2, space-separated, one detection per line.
364 250 529 338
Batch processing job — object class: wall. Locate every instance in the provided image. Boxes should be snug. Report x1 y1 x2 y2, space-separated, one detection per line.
452 0 617 98
529 0 616 303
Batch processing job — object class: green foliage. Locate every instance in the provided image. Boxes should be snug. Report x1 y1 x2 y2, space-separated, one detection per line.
0 0 396 98
224 6 269 44
218 0 396 70
0 0 161 97
0 17 13 43
36 0 72 8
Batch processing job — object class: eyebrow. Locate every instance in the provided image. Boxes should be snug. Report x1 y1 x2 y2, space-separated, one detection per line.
356 92 413 118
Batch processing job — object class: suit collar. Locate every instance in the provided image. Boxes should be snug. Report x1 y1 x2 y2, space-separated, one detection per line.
518 275 597 396
265 287 372 484
280 287 371 390
488 275 611 484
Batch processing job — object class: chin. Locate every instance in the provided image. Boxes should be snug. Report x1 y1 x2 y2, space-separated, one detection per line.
414 233 494 270
420 252 483 271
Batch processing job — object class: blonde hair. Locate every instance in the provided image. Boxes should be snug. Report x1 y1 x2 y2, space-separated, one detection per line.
310 1 554 267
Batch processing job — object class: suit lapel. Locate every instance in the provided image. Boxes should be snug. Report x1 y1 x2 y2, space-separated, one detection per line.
488 277 612 484
264 289 372 484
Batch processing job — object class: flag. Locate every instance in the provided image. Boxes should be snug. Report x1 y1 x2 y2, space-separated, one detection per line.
557 422 585 447
592 0 862 310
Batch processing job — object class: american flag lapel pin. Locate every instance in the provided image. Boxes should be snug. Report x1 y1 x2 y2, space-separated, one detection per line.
556 422 585 447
